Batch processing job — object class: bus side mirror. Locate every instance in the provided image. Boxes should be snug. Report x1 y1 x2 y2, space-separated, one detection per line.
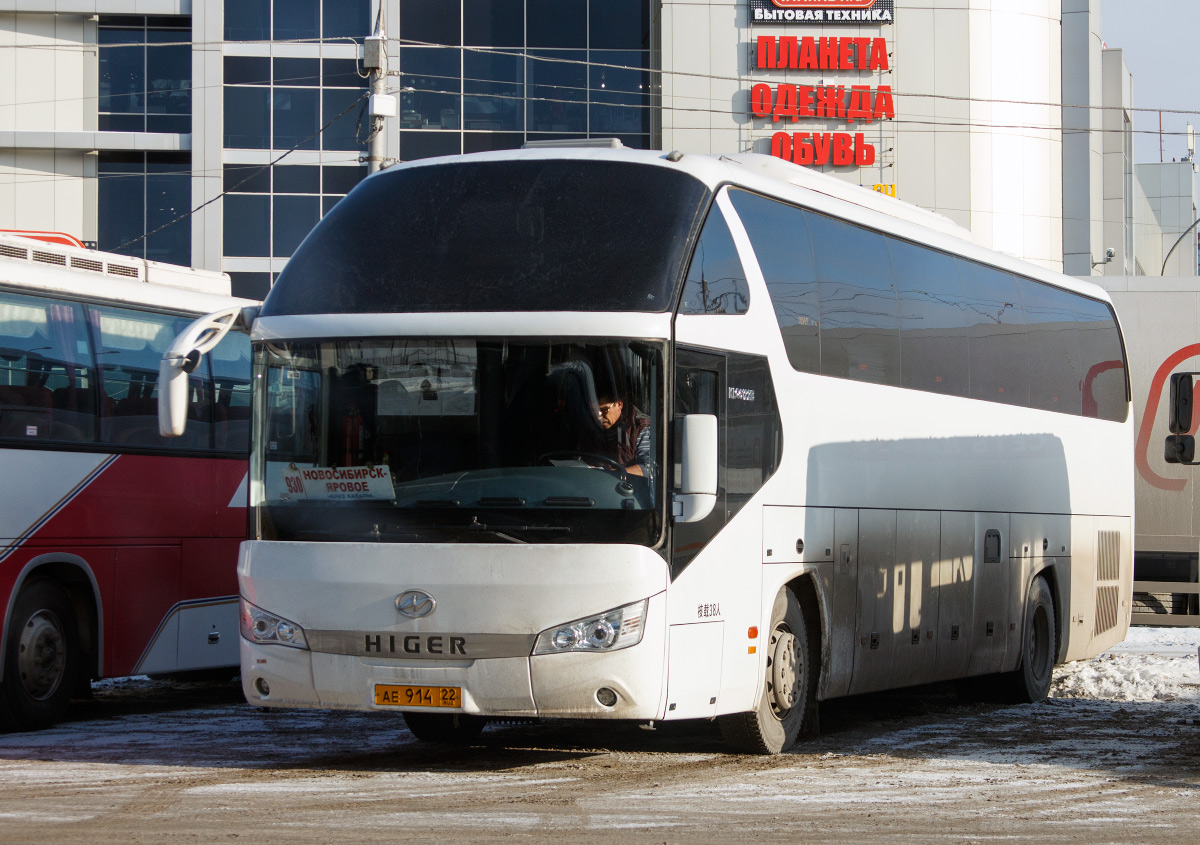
1169 373 1193 434
1165 434 1196 464
674 413 718 523
158 306 257 436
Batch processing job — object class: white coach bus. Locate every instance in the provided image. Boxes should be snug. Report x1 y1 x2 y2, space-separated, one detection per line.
161 147 1133 754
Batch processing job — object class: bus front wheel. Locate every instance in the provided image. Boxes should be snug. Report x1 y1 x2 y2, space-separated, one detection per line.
718 587 813 754
0 578 80 731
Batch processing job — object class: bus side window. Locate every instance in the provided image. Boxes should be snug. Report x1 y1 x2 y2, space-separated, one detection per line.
680 206 750 316
91 304 211 449
727 189 821 375
0 292 97 443
805 210 900 387
210 331 252 452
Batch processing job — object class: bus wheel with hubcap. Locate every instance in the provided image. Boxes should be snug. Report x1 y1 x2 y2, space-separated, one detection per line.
0 578 79 732
718 587 812 754
1006 576 1057 702
402 712 487 744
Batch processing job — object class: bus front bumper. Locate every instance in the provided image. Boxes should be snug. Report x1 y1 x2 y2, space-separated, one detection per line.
241 591 668 719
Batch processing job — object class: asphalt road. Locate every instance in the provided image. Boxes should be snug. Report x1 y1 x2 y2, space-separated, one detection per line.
0 671 1196 843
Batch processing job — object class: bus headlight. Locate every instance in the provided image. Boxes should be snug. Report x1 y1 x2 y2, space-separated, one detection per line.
240 599 309 650
532 600 647 655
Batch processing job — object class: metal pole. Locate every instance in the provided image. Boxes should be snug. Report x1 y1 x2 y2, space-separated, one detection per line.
363 9 393 174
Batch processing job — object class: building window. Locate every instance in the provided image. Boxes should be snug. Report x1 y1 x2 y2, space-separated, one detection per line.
397 1 654 160
98 16 191 134
97 152 192 267
226 0 372 43
223 164 366 260
224 56 368 151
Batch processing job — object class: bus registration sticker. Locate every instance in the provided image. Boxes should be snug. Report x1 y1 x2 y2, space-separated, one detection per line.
374 684 461 708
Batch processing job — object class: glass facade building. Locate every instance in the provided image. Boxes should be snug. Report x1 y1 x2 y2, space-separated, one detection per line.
397 0 653 158
85 0 656 297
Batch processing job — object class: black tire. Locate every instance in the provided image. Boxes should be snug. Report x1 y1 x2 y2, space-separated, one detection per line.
718 588 813 754
402 711 487 744
0 578 80 732
1004 576 1057 702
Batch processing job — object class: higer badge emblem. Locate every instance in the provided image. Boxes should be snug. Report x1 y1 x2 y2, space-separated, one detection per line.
395 590 436 619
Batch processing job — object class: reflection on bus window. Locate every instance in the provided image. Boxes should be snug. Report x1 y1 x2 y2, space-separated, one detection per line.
253 338 665 546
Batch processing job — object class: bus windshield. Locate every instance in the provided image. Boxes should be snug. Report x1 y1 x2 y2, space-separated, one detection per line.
253 338 665 546
257 159 711 316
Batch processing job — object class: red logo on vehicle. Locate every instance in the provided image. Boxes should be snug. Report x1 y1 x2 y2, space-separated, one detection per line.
772 0 880 7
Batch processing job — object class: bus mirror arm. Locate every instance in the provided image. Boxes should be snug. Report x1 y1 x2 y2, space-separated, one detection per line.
674 414 718 523
158 306 258 437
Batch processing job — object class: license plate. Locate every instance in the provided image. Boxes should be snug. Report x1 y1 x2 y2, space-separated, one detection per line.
374 684 461 709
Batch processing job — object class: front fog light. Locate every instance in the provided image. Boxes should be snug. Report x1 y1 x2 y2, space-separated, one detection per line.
240 599 309 650
533 600 648 655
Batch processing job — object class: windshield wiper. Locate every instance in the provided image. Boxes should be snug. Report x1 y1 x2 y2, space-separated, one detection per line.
468 516 571 544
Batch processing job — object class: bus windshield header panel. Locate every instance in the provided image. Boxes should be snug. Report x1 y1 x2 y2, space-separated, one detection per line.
260 159 711 316
253 337 664 547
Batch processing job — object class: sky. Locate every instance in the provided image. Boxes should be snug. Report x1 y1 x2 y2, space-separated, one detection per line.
1100 0 1200 164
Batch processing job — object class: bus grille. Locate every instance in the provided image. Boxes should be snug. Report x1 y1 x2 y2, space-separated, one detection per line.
1097 530 1120 582
1094 530 1122 636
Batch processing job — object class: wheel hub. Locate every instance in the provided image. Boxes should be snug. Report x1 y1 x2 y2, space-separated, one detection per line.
769 627 801 715
18 610 66 701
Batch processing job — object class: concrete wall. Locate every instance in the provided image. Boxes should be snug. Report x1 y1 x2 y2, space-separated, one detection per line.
1137 162 1199 278
661 0 1065 270
1061 0 1101 276
0 10 95 239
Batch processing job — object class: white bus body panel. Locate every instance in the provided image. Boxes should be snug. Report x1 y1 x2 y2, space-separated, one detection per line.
240 541 670 719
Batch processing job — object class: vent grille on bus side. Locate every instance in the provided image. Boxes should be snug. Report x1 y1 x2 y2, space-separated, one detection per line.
70 256 103 273
106 263 140 279
32 250 66 266
1093 530 1122 637
1097 530 1121 582
0 244 28 260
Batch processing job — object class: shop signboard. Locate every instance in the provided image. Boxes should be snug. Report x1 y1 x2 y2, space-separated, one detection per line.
749 0 895 25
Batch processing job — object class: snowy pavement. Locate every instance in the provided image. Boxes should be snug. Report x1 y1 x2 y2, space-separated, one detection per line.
0 628 1195 843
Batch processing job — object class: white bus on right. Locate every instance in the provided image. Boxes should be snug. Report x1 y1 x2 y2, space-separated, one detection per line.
167 147 1133 755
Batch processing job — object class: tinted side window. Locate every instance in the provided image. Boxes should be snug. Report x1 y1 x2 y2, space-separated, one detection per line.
211 330 253 453
91 305 209 450
806 212 899 386
1074 297 1129 422
681 207 750 315
1019 279 1082 415
959 260 1028 406
0 292 97 443
728 189 820 374
890 238 968 397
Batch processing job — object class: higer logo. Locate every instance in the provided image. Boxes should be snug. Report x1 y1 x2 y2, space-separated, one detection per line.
395 590 436 619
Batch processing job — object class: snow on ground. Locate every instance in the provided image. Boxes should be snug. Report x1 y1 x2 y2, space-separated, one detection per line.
1051 626 1200 702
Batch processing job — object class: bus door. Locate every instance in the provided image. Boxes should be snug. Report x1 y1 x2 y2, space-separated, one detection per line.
666 348 727 718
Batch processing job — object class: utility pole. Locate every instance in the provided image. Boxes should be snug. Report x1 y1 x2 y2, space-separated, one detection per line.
363 10 394 174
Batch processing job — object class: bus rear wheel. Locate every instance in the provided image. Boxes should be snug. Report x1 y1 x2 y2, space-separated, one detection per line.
402 712 487 744
718 587 812 755
1005 575 1057 702
0 578 79 732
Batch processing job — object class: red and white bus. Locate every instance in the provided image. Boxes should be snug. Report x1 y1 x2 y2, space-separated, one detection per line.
0 233 254 730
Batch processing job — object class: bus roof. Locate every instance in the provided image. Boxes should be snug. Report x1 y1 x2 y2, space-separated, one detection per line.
375 146 1114 307
0 233 254 313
